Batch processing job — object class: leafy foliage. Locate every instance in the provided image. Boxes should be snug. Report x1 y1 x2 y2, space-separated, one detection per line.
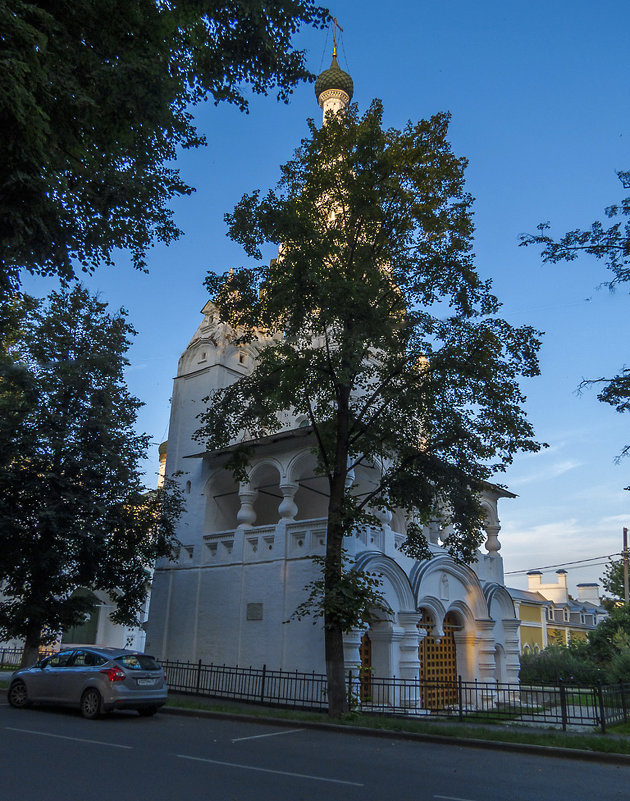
601 557 627 601
587 604 630 666
520 170 630 466
519 645 604 686
520 606 630 684
0 0 329 296
289 553 392 630
196 101 542 714
0 286 183 659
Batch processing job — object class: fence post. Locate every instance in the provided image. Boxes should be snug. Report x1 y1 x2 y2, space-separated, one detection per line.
195 659 202 695
347 670 353 709
458 675 463 722
0 649 4 670
260 664 267 704
597 682 606 734
558 679 567 731
620 681 628 724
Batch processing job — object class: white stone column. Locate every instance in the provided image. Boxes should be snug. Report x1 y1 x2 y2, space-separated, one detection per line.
343 627 365 673
368 625 400 707
502 619 522 683
484 524 501 556
397 612 423 709
236 485 256 529
397 612 422 678
343 626 367 709
475 619 498 685
278 481 298 521
426 520 441 545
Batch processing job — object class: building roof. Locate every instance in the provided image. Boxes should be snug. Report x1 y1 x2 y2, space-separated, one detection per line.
506 587 549 604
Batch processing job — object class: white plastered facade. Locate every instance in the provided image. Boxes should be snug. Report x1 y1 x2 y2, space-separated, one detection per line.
145 303 521 684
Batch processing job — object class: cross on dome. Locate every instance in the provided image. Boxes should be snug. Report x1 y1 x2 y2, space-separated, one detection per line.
314 18 353 119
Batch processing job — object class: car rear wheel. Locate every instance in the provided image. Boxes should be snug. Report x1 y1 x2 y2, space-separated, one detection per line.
80 688 102 719
137 706 159 717
8 680 29 708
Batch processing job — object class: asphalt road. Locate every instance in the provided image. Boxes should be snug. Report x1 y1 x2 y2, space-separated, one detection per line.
1 701 629 801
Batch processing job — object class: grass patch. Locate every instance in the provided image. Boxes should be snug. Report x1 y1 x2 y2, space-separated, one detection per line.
165 694 630 756
166 695 328 723
609 721 630 735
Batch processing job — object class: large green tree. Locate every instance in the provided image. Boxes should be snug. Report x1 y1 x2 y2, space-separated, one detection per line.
521 170 630 466
0 285 183 666
1 0 328 297
196 101 542 717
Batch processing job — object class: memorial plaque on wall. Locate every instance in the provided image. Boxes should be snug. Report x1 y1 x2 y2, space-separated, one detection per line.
246 603 263 620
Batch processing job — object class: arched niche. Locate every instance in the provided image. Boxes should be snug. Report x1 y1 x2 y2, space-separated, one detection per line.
494 643 507 682
353 551 415 612
351 462 382 508
480 498 500 529
485 583 517 621
287 450 329 521
204 470 239 533
248 460 283 527
410 555 490 621
416 597 447 636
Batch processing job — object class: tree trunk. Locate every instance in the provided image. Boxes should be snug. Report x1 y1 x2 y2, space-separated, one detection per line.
325 614 348 717
20 622 42 668
324 387 351 718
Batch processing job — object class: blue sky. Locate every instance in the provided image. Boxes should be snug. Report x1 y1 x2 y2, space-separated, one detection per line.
23 1 630 594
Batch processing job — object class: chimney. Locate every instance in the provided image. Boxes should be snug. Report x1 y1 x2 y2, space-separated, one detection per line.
576 583 600 605
527 570 542 590
556 569 567 588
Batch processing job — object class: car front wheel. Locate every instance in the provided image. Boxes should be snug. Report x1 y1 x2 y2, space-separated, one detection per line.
80 688 102 719
8 680 29 708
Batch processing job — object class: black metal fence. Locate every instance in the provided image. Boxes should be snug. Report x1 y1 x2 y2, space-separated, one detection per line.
0 647 56 670
3 647 629 732
159 657 630 732
163 659 329 710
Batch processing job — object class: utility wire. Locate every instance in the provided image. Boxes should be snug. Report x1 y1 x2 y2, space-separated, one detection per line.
318 28 329 72
504 552 622 575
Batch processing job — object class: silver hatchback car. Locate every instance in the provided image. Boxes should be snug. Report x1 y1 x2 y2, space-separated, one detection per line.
8 647 168 718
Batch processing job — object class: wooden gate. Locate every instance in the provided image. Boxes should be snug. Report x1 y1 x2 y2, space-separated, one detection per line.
359 632 372 701
419 611 458 709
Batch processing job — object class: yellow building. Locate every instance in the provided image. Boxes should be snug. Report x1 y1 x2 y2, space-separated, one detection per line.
508 571 608 653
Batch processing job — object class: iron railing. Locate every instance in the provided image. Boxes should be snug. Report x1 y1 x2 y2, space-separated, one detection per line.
0 647 56 670
158 657 630 732
2 647 628 731
162 659 329 710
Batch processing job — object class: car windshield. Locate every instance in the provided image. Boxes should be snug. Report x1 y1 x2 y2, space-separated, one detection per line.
115 654 160 671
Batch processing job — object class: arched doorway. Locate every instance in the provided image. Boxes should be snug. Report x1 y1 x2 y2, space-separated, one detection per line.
419 611 459 709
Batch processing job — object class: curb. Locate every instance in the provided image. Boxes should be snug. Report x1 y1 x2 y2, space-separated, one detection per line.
162 705 630 766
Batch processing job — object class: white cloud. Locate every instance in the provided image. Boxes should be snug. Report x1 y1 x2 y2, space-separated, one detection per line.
500 515 622 593
508 459 583 487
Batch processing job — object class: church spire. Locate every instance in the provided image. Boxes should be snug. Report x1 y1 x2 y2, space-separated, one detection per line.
314 19 353 121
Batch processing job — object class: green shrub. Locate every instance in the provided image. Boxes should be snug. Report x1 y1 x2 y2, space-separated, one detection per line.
606 650 630 683
519 646 605 685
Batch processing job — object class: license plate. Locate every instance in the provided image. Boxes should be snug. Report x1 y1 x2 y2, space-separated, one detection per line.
137 678 156 686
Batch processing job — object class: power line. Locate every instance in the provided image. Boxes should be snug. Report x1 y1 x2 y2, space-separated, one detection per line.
504 552 622 575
